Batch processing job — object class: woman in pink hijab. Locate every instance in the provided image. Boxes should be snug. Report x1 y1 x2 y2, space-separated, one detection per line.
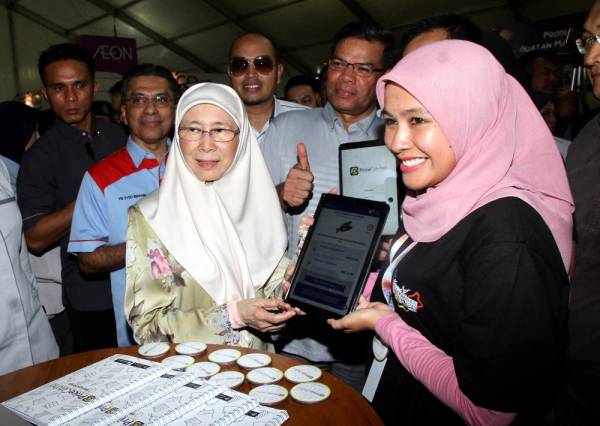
329 40 572 425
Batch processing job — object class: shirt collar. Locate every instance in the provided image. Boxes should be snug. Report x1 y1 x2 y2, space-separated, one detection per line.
269 96 278 122
253 97 277 137
126 137 172 167
323 102 379 132
53 116 106 139
53 119 91 140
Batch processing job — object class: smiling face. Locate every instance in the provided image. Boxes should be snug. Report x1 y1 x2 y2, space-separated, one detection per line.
122 75 175 150
383 84 456 192
228 34 283 106
179 103 240 182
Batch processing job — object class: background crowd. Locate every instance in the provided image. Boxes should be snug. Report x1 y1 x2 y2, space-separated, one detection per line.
1 4 600 425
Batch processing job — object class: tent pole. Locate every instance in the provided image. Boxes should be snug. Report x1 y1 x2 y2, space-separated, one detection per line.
7 3 22 96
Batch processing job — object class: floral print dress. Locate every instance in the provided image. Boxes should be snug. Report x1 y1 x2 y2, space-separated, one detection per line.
125 205 289 350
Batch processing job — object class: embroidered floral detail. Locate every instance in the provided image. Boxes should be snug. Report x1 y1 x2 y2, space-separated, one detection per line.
295 216 312 256
208 304 241 345
147 239 174 290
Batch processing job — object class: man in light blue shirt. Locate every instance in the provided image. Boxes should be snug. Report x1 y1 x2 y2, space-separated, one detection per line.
68 64 178 346
261 22 398 390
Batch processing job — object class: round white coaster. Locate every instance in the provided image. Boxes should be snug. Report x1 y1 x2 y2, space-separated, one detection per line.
284 364 322 383
186 361 221 379
249 385 288 406
236 353 272 370
138 342 170 358
208 348 242 365
290 382 331 404
175 341 207 356
246 367 284 385
161 355 195 370
209 371 245 389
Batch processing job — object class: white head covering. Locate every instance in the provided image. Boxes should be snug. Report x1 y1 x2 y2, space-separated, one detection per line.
138 82 287 304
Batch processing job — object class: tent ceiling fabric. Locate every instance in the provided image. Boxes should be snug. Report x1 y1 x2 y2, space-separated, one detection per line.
1 0 593 89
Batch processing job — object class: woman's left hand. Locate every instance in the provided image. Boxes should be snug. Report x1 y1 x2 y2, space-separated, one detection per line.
327 296 394 332
237 298 297 333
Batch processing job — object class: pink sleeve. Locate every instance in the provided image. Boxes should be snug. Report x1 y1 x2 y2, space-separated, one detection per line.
362 272 379 301
227 300 245 329
375 314 516 426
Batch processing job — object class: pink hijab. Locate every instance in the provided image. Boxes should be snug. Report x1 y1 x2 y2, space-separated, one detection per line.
376 40 573 269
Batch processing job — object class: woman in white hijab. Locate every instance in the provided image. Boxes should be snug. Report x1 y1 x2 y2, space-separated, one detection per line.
125 83 296 349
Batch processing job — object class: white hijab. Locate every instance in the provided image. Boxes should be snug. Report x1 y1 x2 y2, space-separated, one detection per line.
138 83 287 304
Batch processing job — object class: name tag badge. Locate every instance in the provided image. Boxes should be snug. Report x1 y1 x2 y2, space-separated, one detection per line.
372 336 388 361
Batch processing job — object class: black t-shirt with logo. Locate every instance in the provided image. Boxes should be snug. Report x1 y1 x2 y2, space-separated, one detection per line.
370 197 569 425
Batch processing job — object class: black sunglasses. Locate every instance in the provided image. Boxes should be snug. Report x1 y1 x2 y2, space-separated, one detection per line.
229 56 275 77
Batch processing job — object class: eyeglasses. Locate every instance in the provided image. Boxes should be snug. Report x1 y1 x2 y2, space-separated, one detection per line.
328 57 385 77
576 33 600 54
127 94 173 108
179 126 240 143
229 56 275 77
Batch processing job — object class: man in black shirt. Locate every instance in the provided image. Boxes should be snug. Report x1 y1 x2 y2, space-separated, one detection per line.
555 2 600 424
17 43 126 353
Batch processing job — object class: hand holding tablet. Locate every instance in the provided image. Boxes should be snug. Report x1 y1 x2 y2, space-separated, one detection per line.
236 298 297 332
285 194 389 318
327 298 394 332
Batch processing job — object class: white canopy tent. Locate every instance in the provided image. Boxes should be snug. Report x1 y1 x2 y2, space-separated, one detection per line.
0 0 592 102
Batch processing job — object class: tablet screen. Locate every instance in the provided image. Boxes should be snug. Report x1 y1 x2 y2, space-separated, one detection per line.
287 195 388 317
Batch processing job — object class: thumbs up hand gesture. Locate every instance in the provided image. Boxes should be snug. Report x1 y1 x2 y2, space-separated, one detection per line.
278 143 314 209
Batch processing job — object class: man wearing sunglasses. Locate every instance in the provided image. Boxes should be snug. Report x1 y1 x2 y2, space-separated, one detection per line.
556 2 600 424
261 22 397 391
68 64 179 347
228 33 307 143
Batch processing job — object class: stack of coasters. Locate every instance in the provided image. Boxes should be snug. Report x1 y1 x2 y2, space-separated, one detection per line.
249 385 289 405
186 361 221 379
284 364 330 404
137 342 170 358
246 367 284 385
236 353 272 370
208 348 242 365
210 371 245 389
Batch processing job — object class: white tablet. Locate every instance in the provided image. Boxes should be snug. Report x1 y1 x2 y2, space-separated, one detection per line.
339 140 402 236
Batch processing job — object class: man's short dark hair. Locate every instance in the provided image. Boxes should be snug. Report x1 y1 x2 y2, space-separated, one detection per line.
331 22 398 70
121 64 181 101
400 14 482 52
38 43 95 85
285 75 319 96
518 50 558 73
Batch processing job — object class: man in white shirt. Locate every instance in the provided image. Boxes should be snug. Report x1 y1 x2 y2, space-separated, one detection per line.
228 33 307 143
